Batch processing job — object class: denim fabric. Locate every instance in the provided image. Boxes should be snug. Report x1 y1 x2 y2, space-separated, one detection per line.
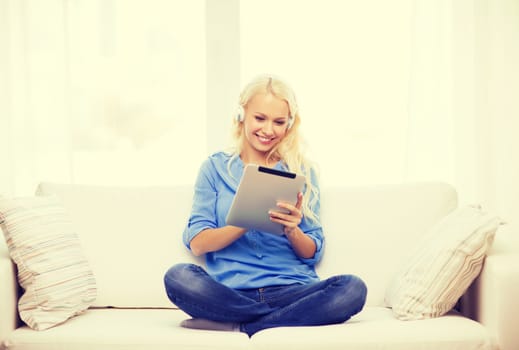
164 263 367 337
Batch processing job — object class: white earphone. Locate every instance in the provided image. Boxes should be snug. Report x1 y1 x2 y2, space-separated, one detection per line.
236 105 294 129
236 105 245 123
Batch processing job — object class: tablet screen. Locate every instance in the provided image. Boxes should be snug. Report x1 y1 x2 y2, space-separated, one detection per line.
225 164 306 235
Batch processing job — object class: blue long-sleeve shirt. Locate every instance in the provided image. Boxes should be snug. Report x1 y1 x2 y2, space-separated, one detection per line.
183 151 324 289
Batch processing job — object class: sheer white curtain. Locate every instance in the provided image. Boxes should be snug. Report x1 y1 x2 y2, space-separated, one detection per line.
0 0 71 196
2 0 518 232
406 0 519 226
0 0 206 196
241 0 412 187
240 0 519 225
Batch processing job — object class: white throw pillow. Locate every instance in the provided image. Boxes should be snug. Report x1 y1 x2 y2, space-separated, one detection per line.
0 195 97 330
384 205 502 320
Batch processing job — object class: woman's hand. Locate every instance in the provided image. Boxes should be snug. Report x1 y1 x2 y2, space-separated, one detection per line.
269 192 316 258
269 192 304 236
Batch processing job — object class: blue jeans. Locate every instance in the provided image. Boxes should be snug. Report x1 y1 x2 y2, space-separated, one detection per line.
163 263 367 337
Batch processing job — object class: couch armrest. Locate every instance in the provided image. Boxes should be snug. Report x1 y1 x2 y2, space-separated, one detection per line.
461 253 519 350
0 255 19 344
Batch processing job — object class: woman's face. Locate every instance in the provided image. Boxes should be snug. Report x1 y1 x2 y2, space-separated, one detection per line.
242 92 291 160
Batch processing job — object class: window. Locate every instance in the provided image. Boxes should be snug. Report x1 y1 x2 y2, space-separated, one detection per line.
240 0 412 186
67 0 206 185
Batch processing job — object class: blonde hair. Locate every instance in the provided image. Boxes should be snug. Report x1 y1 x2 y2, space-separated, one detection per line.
229 75 319 223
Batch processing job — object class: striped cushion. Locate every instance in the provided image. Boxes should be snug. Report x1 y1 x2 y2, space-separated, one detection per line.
384 205 502 320
0 195 96 330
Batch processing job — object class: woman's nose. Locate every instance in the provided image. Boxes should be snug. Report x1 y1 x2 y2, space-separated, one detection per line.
262 121 274 134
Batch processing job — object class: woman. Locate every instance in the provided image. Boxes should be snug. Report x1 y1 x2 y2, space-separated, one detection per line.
164 75 367 337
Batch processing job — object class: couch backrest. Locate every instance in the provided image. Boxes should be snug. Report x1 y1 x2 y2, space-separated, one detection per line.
316 182 457 305
35 181 457 308
36 183 201 309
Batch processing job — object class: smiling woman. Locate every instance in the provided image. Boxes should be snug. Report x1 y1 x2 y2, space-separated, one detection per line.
163 74 368 336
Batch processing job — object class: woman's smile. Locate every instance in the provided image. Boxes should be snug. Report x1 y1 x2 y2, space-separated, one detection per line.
255 133 275 145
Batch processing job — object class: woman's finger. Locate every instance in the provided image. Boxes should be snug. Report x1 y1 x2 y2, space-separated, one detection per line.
295 192 303 210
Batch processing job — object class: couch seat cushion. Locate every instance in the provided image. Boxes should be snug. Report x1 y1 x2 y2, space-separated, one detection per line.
3 308 250 350
3 307 497 350
251 307 497 350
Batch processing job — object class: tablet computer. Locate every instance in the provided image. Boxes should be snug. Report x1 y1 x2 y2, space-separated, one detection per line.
225 164 306 235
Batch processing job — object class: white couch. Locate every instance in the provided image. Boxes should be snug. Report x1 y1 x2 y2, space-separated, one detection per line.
1 182 518 350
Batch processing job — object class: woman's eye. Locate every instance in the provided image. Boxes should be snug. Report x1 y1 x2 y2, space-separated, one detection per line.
255 116 265 121
275 120 286 126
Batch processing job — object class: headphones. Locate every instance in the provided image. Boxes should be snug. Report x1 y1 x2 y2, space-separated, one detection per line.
236 105 294 129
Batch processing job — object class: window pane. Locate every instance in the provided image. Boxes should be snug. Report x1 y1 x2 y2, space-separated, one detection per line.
240 0 412 186
67 0 206 185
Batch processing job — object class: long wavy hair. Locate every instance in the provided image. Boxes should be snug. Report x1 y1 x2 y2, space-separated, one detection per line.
228 75 320 223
